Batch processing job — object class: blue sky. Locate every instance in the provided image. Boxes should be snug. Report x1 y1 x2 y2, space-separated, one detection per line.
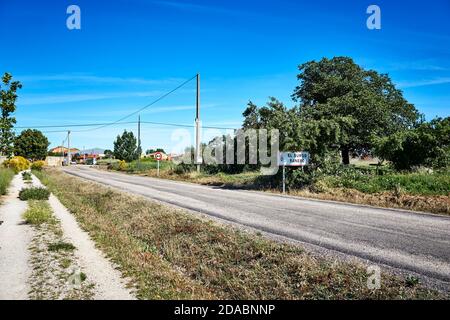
0 0 449 152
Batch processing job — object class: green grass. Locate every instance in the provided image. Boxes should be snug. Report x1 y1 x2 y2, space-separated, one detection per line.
322 172 450 196
0 168 15 195
35 168 445 300
48 241 76 252
23 200 54 225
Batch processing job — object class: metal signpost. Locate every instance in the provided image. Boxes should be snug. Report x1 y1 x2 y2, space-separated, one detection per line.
155 152 162 177
278 151 310 194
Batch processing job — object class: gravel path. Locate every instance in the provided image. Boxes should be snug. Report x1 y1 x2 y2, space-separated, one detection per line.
33 177 135 300
0 174 33 300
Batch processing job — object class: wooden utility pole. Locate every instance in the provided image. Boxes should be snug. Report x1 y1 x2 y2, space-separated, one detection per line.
67 130 71 166
137 115 141 169
195 73 201 172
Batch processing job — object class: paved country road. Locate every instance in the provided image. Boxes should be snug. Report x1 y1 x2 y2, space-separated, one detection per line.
62 166 450 288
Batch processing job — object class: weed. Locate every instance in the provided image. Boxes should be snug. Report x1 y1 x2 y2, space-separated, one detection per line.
48 241 76 252
19 187 50 201
23 200 54 225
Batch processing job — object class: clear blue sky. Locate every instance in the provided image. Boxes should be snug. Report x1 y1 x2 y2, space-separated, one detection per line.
1 0 449 152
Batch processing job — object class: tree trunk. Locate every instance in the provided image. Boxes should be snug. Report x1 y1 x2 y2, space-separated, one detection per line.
341 147 350 165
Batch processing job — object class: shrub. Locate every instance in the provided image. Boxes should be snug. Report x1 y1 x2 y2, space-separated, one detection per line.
23 200 53 225
118 160 127 171
0 168 15 195
19 187 50 201
22 171 32 181
31 160 45 171
3 156 30 173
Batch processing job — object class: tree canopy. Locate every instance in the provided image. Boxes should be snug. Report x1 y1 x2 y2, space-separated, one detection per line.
373 117 450 170
113 130 139 162
14 129 50 161
0 72 22 157
292 57 419 164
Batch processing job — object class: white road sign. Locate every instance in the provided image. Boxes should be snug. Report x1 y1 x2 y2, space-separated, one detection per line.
278 152 310 166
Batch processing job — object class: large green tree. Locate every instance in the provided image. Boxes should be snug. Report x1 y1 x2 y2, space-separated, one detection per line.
14 129 50 161
373 117 450 170
113 130 139 162
292 57 419 164
0 73 22 156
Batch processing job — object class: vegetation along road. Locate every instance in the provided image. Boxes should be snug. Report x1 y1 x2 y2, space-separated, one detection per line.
63 165 450 289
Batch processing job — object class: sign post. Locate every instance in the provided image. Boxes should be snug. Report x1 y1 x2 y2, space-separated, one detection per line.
155 152 163 177
278 151 310 194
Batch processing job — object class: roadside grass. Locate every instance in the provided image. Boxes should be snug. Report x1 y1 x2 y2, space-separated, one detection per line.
321 172 450 196
23 200 55 225
0 168 15 195
35 168 445 300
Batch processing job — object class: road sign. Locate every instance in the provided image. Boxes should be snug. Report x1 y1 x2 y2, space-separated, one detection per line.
155 152 163 161
278 152 310 167
279 151 310 194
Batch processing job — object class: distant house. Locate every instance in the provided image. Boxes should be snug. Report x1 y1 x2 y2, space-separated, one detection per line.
49 146 80 155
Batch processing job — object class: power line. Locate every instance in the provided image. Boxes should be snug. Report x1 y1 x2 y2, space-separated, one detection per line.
76 75 198 132
14 120 238 133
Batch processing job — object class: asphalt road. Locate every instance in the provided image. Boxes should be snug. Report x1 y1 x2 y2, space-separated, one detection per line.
62 166 450 286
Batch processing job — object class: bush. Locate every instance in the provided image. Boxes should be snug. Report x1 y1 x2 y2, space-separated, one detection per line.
118 160 127 171
0 168 15 195
31 160 45 171
19 187 50 201
3 156 30 173
22 171 32 181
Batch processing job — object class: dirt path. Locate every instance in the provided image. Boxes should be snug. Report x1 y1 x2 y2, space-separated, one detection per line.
34 176 135 300
0 174 33 300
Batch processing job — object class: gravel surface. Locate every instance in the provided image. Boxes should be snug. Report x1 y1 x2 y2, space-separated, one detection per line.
0 174 33 300
41 182 135 300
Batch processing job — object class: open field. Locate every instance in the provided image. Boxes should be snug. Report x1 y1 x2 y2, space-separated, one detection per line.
34 168 447 299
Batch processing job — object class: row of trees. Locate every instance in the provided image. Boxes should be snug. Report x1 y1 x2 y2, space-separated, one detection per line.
241 57 449 171
1 73 50 160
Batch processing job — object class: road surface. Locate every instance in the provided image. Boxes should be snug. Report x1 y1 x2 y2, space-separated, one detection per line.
62 166 450 287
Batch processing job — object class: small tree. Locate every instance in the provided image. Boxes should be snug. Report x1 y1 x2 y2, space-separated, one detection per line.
14 129 50 161
0 73 22 156
104 149 113 158
113 130 139 162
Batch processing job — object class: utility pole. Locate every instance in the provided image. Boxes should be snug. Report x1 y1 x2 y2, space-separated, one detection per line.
67 130 71 166
195 73 201 172
137 115 141 169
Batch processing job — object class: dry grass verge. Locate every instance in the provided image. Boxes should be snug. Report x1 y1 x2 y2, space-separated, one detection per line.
35 169 445 300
